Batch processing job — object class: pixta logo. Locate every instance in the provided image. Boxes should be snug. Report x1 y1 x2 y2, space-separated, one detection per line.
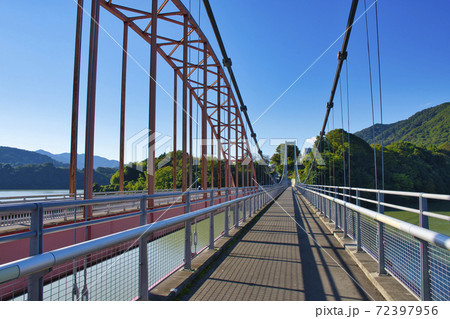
299 137 325 166
125 129 172 174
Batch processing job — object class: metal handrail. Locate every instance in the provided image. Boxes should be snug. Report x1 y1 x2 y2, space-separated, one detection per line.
302 184 450 221
305 184 450 201
0 186 262 242
0 186 255 212
297 185 450 251
0 187 238 205
0 184 285 286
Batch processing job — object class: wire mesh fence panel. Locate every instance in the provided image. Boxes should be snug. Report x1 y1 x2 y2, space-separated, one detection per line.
360 215 378 260
0 277 28 300
340 205 345 230
191 215 210 255
429 244 450 301
238 201 243 222
346 209 357 241
330 202 337 225
42 259 81 301
35 240 141 301
213 209 226 240
384 225 421 297
148 222 185 289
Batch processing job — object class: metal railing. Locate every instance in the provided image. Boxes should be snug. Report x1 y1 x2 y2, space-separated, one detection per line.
0 188 181 204
0 184 286 300
296 184 450 301
0 188 237 229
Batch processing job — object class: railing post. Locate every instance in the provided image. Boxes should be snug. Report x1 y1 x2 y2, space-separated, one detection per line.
255 189 258 210
250 189 253 217
377 191 386 275
419 195 430 300
260 189 263 208
138 197 148 300
343 189 348 237
234 192 239 228
326 192 329 219
319 191 324 216
338 188 342 229
333 191 338 230
243 188 247 222
184 192 192 269
322 191 325 215
259 187 266 208
356 190 362 252
313 188 317 209
258 188 261 210
28 203 44 301
317 187 320 212
224 189 229 237
209 190 214 249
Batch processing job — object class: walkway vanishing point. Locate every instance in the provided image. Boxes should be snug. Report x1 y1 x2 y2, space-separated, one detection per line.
174 187 386 301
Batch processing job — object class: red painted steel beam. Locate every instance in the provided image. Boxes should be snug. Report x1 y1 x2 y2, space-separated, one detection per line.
189 89 193 187
202 42 208 191
182 14 188 192
70 0 83 197
173 70 177 189
217 68 221 188
148 0 158 208
119 22 128 192
98 0 257 185
84 0 100 213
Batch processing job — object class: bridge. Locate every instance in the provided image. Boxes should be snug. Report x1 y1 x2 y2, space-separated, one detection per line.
0 0 449 302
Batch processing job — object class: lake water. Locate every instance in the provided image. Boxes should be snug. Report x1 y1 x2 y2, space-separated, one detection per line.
0 190 83 199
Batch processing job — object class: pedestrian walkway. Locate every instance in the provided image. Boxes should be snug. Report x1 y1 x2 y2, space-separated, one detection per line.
181 187 385 301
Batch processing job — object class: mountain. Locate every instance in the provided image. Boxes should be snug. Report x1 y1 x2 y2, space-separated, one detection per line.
0 146 68 167
36 150 119 169
0 162 114 190
355 102 450 147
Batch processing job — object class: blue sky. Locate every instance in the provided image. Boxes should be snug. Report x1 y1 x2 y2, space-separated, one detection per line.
0 0 449 162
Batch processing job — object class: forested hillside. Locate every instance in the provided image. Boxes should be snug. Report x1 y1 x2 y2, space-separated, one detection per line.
355 102 450 146
300 129 450 194
0 163 115 189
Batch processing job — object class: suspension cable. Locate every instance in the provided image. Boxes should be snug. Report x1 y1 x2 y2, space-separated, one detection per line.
375 1 385 190
364 0 378 190
339 76 347 187
202 0 267 170
332 107 335 187
318 0 359 145
346 60 351 188
327 121 331 186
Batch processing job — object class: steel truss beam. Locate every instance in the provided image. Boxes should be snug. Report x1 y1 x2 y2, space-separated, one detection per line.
88 0 257 191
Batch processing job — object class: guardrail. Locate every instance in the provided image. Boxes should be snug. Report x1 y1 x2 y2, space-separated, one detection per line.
296 184 450 301
0 188 181 204
0 184 286 300
0 188 226 229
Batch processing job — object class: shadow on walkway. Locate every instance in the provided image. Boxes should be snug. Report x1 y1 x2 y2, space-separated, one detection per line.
176 187 382 301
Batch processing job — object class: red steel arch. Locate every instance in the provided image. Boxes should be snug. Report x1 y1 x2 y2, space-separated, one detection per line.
71 0 257 204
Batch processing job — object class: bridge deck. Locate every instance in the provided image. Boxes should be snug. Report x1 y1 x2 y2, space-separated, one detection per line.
181 187 385 301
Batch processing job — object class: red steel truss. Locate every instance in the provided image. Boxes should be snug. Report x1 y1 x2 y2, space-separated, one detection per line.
70 0 257 204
